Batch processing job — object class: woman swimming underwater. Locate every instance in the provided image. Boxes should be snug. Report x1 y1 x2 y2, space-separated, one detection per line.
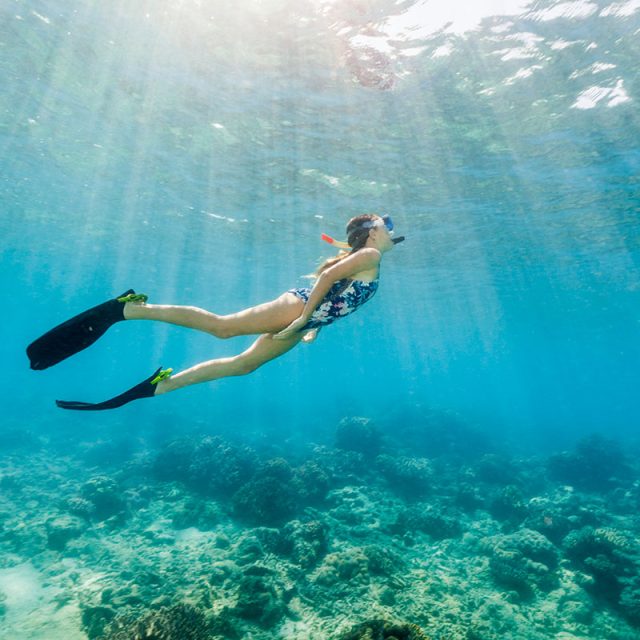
27 214 404 410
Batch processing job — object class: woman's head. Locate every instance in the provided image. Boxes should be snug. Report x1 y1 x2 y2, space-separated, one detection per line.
314 212 396 276
346 213 395 253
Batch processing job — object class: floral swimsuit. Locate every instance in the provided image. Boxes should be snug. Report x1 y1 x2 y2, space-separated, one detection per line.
287 276 379 331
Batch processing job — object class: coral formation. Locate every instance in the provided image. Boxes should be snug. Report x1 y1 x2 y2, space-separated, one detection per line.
282 519 330 568
391 504 462 540
231 457 300 525
234 573 285 627
548 435 631 491
337 619 429 640
335 417 382 457
97 603 210 640
80 476 125 521
154 436 257 497
3 422 640 640
376 455 433 496
482 529 560 595
563 526 637 602
45 514 86 550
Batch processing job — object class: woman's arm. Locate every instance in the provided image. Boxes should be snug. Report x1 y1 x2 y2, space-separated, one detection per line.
299 248 380 321
274 248 381 339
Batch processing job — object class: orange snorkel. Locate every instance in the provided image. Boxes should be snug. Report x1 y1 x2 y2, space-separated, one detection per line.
320 233 351 250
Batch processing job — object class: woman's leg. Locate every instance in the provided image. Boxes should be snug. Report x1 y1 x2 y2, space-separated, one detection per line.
123 293 305 338
154 332 303 395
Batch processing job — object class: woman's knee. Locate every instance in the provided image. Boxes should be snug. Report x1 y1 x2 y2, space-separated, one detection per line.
234 357 260 376
207 314 236 339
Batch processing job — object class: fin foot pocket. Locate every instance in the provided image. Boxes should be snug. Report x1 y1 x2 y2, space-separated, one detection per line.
117 292 148 304
56 366 168 411
151 368 173 385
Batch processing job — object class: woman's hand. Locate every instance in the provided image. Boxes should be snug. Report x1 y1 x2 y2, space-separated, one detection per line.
301 328 319 344
274 316 309 340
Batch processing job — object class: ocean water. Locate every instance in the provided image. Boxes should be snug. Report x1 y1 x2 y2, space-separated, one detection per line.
2 0 640 638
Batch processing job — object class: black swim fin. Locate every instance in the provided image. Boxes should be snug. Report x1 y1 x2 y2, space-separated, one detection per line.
27 290 147 370
56 367 172 411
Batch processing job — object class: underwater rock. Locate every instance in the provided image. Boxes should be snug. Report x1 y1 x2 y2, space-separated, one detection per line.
391 504 462 540
547 434 631 491
507 528 559 569
522 497 574 545
562 526 637 601
559 598 593 625
234 574 285 628
337 619 429 640
310 445 370 485
209 559 241 587
65 496 96 520
454 482 485 511
282 519 330 569
252 527 286 555
46 514 86 551
335 417 382 457
81 476 125 521
467 598 521 640
488 485 527 525
97 603 210 640
187 437 258 497
170 498 221 530
154 436 257 497
313 547 370 588
234 535 266 566
363 544 404 577
294 460 331 504
619 577 640 627
153 437 197 483
376 454 433 497
482 529 560 595
488 551 536 597
81 605 116 640
231 458 301 525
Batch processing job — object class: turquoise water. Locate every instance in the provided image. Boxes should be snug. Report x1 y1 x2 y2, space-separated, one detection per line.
3 0 639 446
2 1 640 638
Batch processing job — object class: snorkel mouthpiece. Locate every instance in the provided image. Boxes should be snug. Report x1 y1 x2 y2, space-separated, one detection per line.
392 235 405 244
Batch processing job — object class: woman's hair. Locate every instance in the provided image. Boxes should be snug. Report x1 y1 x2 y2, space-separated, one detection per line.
314 213 379 277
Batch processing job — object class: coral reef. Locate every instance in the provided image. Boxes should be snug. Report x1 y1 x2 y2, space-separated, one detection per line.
376 455 433 497
563 526 638 603
2 424 640 640
234 573 285 627
96 603 210 640
80 476 125 521
153 436 257 497
45 514 86 550
481 528 560 596
391 504 462 540
282 519 330 568
548 435 631 491
335 417 382 458
231 458 300 525
337 619 429 640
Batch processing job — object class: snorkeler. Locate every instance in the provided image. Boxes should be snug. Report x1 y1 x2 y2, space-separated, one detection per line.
27 214 404 410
